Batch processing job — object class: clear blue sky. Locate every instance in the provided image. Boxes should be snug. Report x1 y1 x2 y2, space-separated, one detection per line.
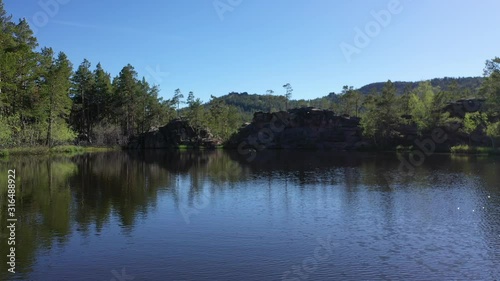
4 0 500 102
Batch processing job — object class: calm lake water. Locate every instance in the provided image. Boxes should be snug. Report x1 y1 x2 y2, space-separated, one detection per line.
0 150 499 280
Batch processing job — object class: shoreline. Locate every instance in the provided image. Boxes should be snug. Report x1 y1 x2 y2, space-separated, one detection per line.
1 144 499 158
0 146 121 158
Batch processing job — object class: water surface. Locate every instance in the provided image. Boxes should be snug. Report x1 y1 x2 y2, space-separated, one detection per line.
0 151 499 280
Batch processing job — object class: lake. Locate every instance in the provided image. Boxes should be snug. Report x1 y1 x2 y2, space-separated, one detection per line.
1 150 499 280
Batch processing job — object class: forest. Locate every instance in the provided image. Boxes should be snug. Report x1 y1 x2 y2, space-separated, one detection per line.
0 1 499 150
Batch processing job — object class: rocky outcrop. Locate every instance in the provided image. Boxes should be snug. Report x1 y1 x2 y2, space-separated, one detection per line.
443 98 486 118
226 107 368 150
128 119 221 149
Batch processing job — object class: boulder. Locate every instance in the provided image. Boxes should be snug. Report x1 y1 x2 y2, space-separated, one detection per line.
128 119 221 149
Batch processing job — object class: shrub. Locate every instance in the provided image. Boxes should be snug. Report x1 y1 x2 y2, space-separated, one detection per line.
92 121 125 146
450 145 500 155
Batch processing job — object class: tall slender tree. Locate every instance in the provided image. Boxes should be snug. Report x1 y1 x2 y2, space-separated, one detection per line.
113 64 139 137
71 59 94 135
283 83 293 110
172 88 184 117
92 62 113 122
40 50 74 146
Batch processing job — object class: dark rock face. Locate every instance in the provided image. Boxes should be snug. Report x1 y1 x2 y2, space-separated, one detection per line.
443 99 485 118
128 119 221 149
226 107 367 150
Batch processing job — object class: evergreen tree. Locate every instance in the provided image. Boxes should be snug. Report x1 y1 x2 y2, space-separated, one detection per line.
40 50 74 146
283 83 293 110
172 88 184 117
113 64 139 137
186 91 205 130
361 80 402 147
71 59 95 135
92 62 113 122
338 86 362 117
480 57 500 115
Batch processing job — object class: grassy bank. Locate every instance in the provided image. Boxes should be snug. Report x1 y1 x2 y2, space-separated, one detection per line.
0 145 120 158
176 144 225 150
450 145 500 155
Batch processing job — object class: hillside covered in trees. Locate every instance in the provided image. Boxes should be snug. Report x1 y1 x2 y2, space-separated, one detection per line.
214 77 484 120
0 1 499 150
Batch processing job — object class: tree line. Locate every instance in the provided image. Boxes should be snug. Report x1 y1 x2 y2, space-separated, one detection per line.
358 61 500 148
0 1 498 149
0 1 246 147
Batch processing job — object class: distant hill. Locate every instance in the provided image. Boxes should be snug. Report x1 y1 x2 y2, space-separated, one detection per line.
209 92 288 121
357 77 483 96
210 77 485 121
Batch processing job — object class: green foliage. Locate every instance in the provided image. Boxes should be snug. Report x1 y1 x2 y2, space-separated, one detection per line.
107 65 172 141
462 112 488 135
360 80 403 147
480 57 500 115
50 120 77 145
206 96 242 141
408 82 435 133
186 91 206 129
172 88 184 116
70 59 95 135
486 122 500 138
4 146 50 155
213 92 286 121
0 115 11 145
406 81 457 134
358 77 483 97
450 145 474 154
461 112 490 146
49 145 84 154
42 50 74 146
338 86 363 117
450 145 500 155
486 121 500 148
283 83 293 110
0 2 499 151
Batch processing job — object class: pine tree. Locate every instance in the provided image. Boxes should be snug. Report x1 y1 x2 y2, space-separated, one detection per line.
71 59 95 135
41 50 74 146
113 64 139 137
92 62 113 123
